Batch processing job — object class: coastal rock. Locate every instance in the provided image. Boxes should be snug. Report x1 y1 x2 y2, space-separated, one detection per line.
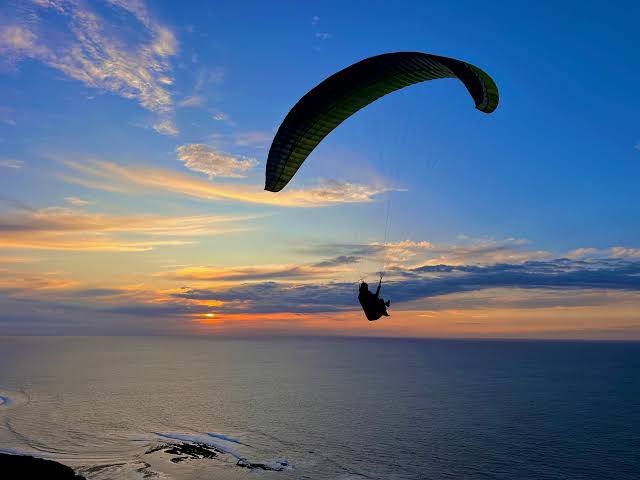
236 457 289 471
146 442 218 460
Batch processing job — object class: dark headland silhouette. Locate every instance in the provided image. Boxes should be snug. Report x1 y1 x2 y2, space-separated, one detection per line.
0 453 85 479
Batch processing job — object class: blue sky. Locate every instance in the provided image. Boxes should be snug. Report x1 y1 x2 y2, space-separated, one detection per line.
0 0 638 337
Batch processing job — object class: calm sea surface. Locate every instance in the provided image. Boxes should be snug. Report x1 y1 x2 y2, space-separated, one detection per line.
0 336 638 479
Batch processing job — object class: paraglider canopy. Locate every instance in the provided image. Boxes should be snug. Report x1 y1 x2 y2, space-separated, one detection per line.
264 51 499 192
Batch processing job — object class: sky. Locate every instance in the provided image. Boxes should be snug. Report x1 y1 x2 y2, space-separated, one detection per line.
0 0 639 338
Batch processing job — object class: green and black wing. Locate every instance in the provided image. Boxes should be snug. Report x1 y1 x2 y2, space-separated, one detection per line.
265 52 499 192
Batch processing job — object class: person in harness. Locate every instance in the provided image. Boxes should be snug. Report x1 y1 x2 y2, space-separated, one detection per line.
358 278 391 321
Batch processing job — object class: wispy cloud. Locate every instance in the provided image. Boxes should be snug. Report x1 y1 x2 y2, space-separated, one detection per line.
610 246 640 258
158 255 360 283
177 95 204 108
0 205 251 251
153 119 179 136
57 158 391 207
0 158 23 169
0 255 37 264
176 67 224 111
0 105 16 126
567 246 640 260
177 144 258 179
0 0 179 134
310 15 331 47
0 195 35 212
212 111 234 126
303 237 546 270
0 269 77 293
65 196 90 206
234 131 273 148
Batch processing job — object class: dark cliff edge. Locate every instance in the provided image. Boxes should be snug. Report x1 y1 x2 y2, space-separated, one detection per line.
0 453 85 479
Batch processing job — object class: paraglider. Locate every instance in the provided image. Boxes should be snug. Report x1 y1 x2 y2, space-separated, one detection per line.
264 51 499 320
358 279 391 321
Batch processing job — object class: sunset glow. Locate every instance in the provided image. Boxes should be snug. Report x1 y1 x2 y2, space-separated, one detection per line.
0 0 638 338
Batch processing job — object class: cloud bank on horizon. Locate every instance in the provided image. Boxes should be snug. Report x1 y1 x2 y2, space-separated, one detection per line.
1 235 639 338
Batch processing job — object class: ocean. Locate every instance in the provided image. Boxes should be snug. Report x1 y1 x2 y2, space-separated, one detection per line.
0 336 638 479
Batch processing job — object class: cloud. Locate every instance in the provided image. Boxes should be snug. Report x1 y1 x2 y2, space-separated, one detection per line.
302 237 544 270
234 131 273 148
418 238 547 266
311 15 330 44
635 141 640 151
0 195 35 212
0 256 37 264
0 158 23 169
610 246 640 258
0 269 77 293
2 249 640 336
177 95 204 108
0 0 179 134
151 239 640 318
176 144 258 179
170 257 640 316
153 119 179 136
174 281 355 314
158 255 361 283
58 158 390 207
65 196 90 206
0 205 252 251
566 247 599 259
313 255 360 268
292 179 389 204
0 25 46 57
303 240 434 258
212 111 234 126
566 246 640 260
175 67 224 111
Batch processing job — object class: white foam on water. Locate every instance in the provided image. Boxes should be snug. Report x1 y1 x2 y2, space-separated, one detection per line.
264 458 293 471
0 447 31 456
0 390 28 409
